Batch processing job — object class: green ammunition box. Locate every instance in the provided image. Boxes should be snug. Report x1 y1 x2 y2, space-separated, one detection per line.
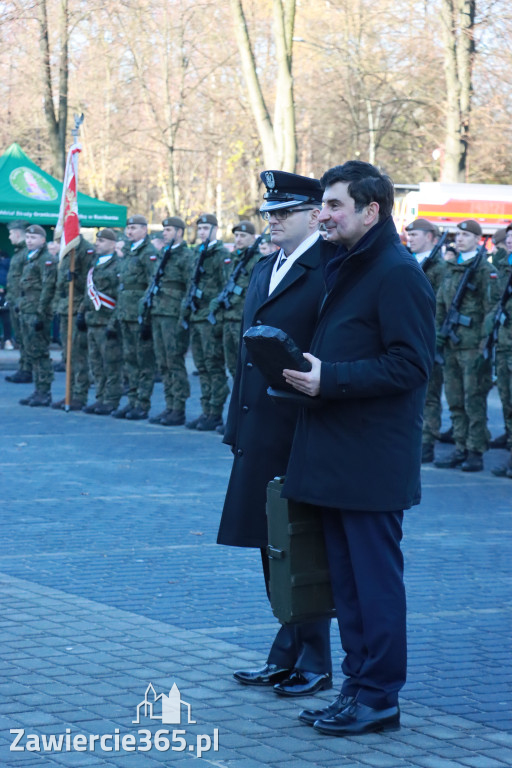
266 477 336 624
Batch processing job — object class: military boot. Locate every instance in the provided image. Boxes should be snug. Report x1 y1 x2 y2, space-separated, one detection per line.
438 426 455 444
19 391 37 406
82 400 102 414
53 361 66 372
460 451 483 472
29 391 52 407
6 370 33 383
196 414 223 432
489 432 510 450
51 398 66 410
149 409 171 424
434 448 467 469
111 404 133 419
125 407 149 420
94 402 117 415
186 413 208 430
421 443 434 463
160 410 186 426
491 458 512 477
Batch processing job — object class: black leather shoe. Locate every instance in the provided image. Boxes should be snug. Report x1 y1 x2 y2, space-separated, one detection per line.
274 670 332 697
233 663 291 687
313 701 400 736
434 448 467 468
299 693 355 726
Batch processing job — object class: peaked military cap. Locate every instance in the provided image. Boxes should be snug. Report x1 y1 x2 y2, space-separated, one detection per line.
232 220 255 235
7 220 29 231
127 214 148 226
197 213 218 227
162 216 186 230
259 170 323 212
97 228 116 241
405 218 438 234
458 219 482 236
26 224 46 237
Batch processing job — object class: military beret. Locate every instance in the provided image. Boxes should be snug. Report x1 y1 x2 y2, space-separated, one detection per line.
127 214 148 226
97 228 117 242
232 220 256 235
260 170 323 212
405 218 438 234
197 213 218 227
506 222 512 233
162 216 186 230
458 219 482 236
26 224 46 237
492 228 507 245
260 233 271 243
7 220 29 231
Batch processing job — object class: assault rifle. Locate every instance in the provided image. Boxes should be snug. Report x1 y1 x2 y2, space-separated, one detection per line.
181 224 214 330
207 227 268 325
482 269 512 383
138 238 175 327
435 236 490 366
421 230 448 273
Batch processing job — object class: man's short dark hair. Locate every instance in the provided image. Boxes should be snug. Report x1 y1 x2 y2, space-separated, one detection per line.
320 161 394 221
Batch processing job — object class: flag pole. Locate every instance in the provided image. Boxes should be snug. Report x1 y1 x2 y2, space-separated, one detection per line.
61 114 84 413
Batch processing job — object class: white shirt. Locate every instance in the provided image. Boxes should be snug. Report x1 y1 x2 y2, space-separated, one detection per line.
414 250 431 266
268 231 321 295
131 239 145 250
457 249 478 263
96 254 113 266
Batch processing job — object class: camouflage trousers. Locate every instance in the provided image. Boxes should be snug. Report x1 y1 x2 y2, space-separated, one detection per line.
19 312 53 394
443 347 491 453
119 319 155 411
10 306 32 373
223 320 241 379
190 320 229 417
152 314 190 412
496 348 512 437
422 362 443 446
59 313 90 401
87 324 122 407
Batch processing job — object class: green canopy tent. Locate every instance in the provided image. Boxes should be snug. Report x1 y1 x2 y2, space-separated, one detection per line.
0 143 126 238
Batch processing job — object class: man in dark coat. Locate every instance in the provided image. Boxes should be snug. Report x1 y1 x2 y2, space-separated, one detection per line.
282 162 436 735
217 170 335 698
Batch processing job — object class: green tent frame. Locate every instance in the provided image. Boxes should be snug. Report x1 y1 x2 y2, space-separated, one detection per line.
0 143 127 228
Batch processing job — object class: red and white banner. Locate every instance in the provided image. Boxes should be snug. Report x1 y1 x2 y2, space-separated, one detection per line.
55 143 82 260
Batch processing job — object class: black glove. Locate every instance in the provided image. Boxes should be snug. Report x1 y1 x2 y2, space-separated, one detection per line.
76 313 87 332
33 316 44 332
105 327 117 340
140 323 152 341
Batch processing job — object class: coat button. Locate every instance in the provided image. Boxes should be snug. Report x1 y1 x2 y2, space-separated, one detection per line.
242 405 249 412
237 448 243 456
246 362 253 368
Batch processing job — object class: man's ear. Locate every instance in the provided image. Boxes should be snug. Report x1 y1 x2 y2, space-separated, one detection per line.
365 202 380 226
310 208 321 224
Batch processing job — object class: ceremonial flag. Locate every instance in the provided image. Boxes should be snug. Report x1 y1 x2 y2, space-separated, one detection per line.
55 143 81 260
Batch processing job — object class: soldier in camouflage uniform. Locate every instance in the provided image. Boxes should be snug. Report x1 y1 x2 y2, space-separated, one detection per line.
18 225 58 407
51 233 95 410
80 229 122 415
490 225 512 475
405 218 447 463
181 213 230 431
5 221 32 383
112 214 158 420
148 217 194 427
209 220 259 379
434 220 500 472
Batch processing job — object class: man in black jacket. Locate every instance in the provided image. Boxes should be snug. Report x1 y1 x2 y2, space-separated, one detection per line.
218 170 334 698
283 162 436 735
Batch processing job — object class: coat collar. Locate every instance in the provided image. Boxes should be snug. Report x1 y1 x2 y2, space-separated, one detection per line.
255 236 325 308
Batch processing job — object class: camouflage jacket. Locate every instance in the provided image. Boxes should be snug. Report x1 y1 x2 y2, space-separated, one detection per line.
6 241 27 301
420 251 446 295
491 252 512 350
150 241 194 318
115 237 158 322
184 240 230 323
54 236 95 315
436 255 501 350
18 245 58 317
217 245 262 322
82 253 120 328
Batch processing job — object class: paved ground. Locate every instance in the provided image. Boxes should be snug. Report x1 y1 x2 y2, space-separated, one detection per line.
0 349 511 767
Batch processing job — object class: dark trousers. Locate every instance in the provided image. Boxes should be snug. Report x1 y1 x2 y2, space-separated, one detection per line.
321 508 406 709
260 550 332 675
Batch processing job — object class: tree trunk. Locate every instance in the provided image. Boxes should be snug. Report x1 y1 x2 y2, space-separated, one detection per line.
440 0 476 182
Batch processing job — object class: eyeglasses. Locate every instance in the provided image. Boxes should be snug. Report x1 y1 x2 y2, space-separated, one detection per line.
259 208 314 221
